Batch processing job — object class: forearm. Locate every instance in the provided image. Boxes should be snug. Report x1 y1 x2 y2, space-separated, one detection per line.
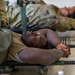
46 29 61 47
48 49 64 64
19 48 64 65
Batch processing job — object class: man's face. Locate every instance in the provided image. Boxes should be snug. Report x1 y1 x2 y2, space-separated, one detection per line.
59 7 69 16
59 7 75 16
25 31 47 48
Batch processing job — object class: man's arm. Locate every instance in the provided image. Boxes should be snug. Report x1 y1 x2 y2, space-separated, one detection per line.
37 29 61 47
18 47 70 65
37 29 70 52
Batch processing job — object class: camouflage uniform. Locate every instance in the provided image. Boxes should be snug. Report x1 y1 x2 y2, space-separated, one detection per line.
26 4 74 32
0 0 8 27
8 3 75 32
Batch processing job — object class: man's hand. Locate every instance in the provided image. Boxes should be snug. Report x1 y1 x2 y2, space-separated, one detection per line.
61 46 70 57
56 43 68 49
56 43 71 57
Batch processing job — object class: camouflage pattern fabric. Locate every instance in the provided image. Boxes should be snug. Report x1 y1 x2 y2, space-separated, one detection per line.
7 4 75 32
0 0 8 27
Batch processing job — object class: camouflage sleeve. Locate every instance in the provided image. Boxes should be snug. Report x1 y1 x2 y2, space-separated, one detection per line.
35 0 46 4
52 5 59 10
0 0 8 28
52 16 75 32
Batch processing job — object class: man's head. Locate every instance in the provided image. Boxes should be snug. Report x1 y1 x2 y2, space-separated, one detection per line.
21 31 47 48
59 6 75 17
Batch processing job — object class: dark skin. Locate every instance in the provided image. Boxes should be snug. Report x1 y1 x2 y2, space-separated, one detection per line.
22 29 60 48
18 29 70 65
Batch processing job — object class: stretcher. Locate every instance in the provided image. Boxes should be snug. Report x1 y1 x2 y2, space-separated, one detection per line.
0 0 75 74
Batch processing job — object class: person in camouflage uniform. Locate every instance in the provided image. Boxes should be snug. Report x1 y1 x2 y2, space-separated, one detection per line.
26 4 75 32
7 0 75 32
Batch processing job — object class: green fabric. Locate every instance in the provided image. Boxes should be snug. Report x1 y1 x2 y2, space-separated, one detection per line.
0 28 12 64
0 17 12 64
